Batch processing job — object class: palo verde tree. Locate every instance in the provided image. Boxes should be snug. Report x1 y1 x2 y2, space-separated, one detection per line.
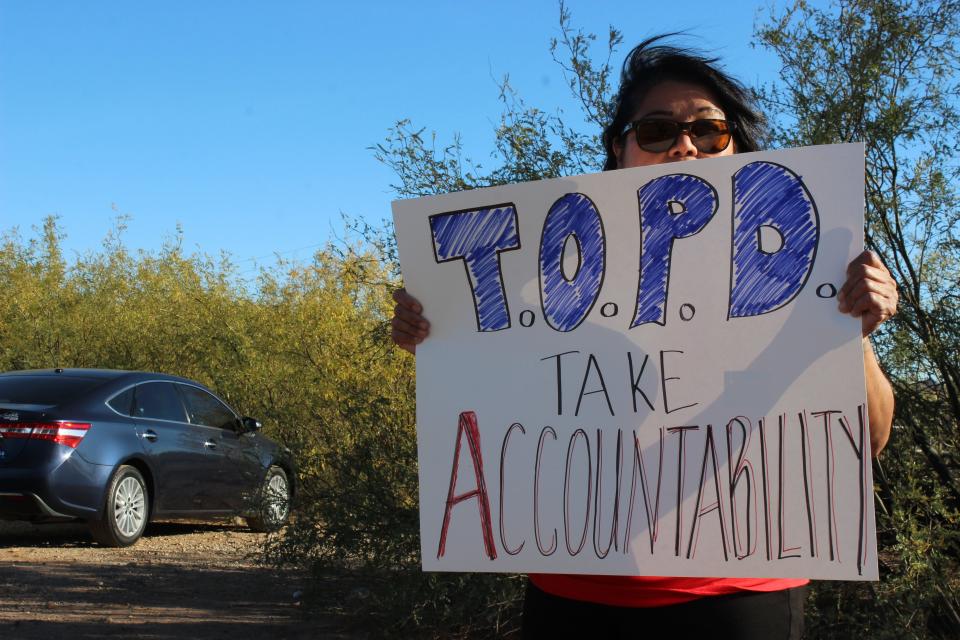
756 1 960 637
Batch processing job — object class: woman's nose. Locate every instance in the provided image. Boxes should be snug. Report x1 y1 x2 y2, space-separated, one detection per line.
668 131 699 158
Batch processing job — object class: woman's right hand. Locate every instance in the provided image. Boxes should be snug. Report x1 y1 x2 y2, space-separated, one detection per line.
391 288 430 355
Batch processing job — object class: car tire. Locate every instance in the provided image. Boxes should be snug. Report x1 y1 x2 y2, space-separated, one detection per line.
246 466 290 532
88 465 149 547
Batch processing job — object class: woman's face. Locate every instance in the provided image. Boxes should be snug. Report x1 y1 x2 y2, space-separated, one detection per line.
614 80 736 169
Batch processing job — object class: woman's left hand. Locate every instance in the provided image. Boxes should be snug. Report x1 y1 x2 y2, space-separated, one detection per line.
837 250 899 337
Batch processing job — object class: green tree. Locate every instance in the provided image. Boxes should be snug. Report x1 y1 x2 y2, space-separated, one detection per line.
756 1 960 637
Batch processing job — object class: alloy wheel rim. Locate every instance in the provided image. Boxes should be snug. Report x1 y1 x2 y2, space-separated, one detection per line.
114 476 145 537
265 474 288 523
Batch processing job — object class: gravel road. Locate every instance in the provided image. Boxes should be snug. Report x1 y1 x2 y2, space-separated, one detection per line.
0 520 348 639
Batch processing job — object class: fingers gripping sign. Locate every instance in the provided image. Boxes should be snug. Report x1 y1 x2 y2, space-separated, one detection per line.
392 288 430 355
837 251 899 337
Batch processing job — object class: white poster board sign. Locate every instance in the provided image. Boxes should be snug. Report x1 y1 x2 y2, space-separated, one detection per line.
393 144 877 580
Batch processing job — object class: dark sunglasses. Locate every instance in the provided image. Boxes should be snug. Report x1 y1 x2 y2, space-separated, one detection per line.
621 118 736 153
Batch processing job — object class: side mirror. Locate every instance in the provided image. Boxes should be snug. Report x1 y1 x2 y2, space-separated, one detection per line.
241 417 262 433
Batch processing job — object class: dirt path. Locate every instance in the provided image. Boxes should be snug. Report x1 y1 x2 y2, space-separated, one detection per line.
0 520 350 639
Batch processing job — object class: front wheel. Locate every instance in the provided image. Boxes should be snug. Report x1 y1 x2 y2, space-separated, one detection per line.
246 466 290 532
89 465 149 547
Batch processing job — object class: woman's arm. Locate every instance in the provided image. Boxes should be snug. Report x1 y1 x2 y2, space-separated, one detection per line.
862 339 894 455
838 250 899 456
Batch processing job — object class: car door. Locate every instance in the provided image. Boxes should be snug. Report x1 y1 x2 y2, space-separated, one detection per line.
131 381 224 513
176 384 263 512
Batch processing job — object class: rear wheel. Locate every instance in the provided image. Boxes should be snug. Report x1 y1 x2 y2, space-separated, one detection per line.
246 466 290 532
89 465 149 547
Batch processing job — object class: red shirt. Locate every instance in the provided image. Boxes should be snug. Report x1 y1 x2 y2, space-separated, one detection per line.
529 574 809 608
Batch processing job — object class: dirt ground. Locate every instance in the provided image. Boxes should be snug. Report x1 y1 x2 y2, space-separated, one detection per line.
0 519 354 639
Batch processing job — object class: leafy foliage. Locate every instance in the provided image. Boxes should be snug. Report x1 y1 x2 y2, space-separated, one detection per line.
756 1 960 636
0 216 418 624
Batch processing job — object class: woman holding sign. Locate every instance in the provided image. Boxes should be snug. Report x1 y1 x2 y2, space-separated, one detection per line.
392 36 897 639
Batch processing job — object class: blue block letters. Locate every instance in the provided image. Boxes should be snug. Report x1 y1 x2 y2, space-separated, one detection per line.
539 193 606 332
430 204 521 332
632 175 718 327
729 162 819 318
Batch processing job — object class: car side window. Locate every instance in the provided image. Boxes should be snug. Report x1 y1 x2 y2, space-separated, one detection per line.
132 382 188 423
177 384 238 430
107 387 135 415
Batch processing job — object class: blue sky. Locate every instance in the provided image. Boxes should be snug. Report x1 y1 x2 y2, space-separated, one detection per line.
1 1 791 278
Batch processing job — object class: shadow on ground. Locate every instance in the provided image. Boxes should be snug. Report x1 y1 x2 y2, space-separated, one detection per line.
0 560 357 639
0 521 360 639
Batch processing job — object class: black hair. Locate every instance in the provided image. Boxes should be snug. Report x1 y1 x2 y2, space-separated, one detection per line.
602 35 765 170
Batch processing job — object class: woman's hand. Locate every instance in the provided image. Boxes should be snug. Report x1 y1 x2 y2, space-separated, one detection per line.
391 288 430 355
837 250 898 336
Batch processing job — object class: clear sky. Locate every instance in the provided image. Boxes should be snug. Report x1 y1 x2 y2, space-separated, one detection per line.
0 0 793 279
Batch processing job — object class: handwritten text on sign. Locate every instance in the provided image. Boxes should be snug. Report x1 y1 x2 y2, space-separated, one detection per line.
393 144 877 580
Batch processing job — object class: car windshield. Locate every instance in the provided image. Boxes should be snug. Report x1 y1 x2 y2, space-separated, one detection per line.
0 375 107 406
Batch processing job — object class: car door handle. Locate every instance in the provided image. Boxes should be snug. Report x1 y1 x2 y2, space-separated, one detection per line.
142 430 158 442
203 440 218 450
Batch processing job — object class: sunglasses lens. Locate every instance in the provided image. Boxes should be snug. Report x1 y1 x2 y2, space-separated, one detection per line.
631 119 733 153
633 121 680 152
689 120 732 153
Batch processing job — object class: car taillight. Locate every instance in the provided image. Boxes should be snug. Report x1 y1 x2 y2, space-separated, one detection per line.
0 422 91 448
